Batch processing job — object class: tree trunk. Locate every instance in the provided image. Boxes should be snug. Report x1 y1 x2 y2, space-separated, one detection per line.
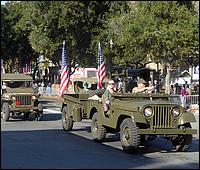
165 62 171 94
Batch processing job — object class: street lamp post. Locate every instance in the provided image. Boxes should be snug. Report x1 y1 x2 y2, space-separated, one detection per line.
107 39 113 79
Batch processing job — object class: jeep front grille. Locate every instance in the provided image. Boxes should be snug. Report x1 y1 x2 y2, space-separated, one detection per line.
16 96 32 105
152 106 173 128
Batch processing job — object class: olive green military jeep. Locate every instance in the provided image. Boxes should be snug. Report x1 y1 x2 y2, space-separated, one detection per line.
1 73 43 122
61 78 197 153
88 93 197 153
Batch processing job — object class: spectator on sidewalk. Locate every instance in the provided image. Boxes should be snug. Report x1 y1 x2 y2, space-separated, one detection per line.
180 85 188 107
170 85 174 94
46 83 52 96
32 83 38 93
41 82 45 95
51 84 55 95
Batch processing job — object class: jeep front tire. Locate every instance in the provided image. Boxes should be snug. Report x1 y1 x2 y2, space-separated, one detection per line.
120 118 140 153
62 106 73 131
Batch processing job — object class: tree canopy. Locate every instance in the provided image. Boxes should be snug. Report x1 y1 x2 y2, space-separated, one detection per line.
1 1 199 77
100 1 199 69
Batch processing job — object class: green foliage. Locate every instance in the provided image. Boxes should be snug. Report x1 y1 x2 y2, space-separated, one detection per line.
1 2 37 72
100 1 199 69
1 1 199 74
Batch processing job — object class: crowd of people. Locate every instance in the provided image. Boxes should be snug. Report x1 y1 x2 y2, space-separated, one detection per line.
169 82 199 95
32 82 56 96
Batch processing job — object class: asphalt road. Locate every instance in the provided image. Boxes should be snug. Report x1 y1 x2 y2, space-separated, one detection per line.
1 98 199 169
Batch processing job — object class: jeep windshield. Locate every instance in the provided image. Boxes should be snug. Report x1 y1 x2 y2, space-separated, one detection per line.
6 81 32 88
112 93 182 104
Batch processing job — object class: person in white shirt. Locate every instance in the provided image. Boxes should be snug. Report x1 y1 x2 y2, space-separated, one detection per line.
132 79 154 93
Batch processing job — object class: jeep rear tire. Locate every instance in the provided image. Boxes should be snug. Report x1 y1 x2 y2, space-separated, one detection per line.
62 106 73 131
172 123 193 152
91 112 106 142
36 103 43 121
120 118 140 153
2 103 10 122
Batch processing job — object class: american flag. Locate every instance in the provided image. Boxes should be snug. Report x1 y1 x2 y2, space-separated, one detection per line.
97 42 106 89
1 59 5 74
59 40 70 96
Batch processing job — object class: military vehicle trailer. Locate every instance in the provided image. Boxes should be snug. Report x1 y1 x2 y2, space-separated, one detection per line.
61 90 197 153
1 73 43 122
61 77 107 130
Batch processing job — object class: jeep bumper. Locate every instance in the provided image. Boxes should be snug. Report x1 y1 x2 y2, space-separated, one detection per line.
10 106 39 111
138 128 197 135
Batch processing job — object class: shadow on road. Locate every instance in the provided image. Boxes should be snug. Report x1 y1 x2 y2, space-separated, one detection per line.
69 126 199 154
2 113 61 122
1 129 199 169
71 126 91 132
42 113 61 121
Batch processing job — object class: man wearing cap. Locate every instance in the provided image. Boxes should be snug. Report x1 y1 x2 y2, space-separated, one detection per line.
132 79 154 93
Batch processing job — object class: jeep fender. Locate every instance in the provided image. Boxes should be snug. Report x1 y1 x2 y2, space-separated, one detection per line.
178 112 196 125
1 99 12 107
61 103 67 112
114 111 147 129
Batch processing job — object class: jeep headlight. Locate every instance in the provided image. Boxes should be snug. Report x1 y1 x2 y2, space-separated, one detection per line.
32 96 36 100
171 107 180 117
4 94 10 98
144 107 153 117
12 96 16 100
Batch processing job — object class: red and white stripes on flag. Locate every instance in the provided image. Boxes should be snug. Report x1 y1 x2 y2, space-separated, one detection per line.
97 42 106 89
59 40 70 96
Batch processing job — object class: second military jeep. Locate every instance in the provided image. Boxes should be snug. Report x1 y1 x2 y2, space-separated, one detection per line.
61 78 197 153
1 73 43 122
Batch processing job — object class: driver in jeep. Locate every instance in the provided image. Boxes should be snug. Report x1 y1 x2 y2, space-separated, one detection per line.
132 79 155 93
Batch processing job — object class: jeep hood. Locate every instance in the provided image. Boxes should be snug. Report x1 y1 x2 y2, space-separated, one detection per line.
112 99 180 112
6 88 34 94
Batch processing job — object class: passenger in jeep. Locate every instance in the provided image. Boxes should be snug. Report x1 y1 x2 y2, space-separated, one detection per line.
102 79 116 112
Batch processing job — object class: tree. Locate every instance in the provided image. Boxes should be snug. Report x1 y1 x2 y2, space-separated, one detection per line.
1 2 37 73
101 1 199 93
16 1 129 69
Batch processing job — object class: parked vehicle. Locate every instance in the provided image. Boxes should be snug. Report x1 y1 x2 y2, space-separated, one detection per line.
1 73 43 122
